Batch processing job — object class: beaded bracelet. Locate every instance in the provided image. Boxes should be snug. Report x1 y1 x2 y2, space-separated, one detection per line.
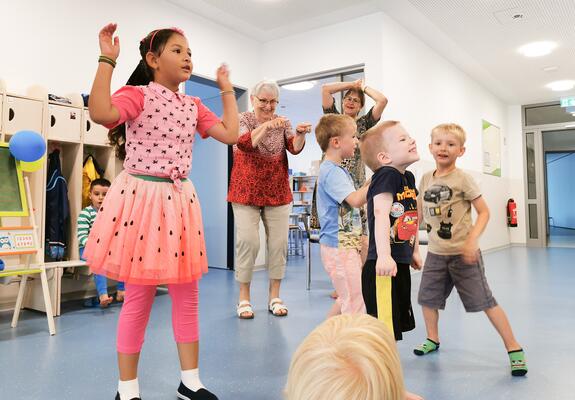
98 55 117 68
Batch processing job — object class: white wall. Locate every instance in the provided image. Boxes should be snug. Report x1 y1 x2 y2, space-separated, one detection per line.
0 0 261 95
263 12 520 250
0 4 528 251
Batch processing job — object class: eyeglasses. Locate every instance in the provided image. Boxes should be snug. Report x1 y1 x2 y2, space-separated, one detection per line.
255 97 279 106
343 96 361 104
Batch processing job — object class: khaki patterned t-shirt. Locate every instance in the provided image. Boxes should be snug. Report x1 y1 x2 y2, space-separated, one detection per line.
418 169 481 255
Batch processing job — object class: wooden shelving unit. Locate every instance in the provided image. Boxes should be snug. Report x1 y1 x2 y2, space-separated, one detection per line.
0 80 121 315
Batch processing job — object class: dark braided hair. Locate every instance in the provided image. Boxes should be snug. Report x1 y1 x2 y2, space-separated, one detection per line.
108 28 183 160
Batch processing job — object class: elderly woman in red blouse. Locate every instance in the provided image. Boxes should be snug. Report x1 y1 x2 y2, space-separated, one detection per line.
228 80 311 319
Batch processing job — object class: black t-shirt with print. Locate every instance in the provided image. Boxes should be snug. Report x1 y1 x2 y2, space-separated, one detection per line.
367 166 418 263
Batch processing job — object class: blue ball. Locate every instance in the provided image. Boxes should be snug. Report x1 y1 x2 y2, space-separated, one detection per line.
9 130 46 162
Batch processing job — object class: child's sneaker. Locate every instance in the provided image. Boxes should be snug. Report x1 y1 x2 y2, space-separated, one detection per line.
413 338 440 356
177 382 218 400
508 349 528 376
83 297 99 308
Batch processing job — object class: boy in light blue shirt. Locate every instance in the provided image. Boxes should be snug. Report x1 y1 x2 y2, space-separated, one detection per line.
316 114 370 318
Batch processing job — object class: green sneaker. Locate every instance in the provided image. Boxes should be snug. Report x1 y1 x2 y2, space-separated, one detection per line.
508 349 528 376
414 338 440 356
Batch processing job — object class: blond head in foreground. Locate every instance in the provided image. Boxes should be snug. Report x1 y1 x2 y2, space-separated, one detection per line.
285 314 405 400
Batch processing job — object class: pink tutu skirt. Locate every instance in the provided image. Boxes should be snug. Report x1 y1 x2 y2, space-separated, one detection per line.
83 171 208 285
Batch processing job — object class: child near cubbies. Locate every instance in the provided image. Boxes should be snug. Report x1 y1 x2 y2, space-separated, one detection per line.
84 23 239 400
78 178 123 307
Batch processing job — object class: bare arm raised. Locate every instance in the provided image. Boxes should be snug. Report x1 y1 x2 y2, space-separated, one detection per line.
321 79 362 109
205 64 239 145
89 23 121 125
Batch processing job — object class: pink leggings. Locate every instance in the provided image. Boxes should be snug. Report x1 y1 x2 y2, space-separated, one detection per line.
117 281 199 354
320 245 366 314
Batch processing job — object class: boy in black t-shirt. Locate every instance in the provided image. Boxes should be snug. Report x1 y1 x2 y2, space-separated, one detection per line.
360 121 424 400
359 121 422 341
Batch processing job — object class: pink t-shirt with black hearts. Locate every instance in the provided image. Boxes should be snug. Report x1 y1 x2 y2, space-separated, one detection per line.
105 81 220 180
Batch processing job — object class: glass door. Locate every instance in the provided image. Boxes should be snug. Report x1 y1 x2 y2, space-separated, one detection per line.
524 130 547 246
186 77 247 269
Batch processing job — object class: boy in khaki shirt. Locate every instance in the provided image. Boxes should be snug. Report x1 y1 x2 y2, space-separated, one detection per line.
415 123 527 377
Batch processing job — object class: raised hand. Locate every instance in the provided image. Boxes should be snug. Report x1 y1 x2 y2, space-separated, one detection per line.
295 122 312 135
265 117 287 130
352 79 363 90
216 63 233 91
98 23 120 60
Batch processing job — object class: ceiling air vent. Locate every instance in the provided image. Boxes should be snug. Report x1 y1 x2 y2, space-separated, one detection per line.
493 8 527 25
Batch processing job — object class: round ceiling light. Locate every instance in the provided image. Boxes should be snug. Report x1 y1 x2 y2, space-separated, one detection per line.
282 81 316 91
545 80 575 91
517 41 557 57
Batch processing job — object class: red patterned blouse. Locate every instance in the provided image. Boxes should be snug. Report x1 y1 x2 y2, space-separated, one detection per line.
227 111 304 207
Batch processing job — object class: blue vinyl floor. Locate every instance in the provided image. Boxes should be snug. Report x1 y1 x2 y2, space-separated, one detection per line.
0 245 573 399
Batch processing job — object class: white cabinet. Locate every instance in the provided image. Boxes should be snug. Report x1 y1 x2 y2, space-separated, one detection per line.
0 87 120 316
47 103 82 142
2 95 44 135
83 109 109 145
0 95 3 133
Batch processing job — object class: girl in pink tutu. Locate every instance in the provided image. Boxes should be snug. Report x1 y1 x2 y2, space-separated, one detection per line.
85 23 238 400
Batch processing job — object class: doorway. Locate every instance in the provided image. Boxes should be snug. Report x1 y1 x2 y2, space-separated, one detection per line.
543 129 575 248
185 75 247 269
522 122 575 247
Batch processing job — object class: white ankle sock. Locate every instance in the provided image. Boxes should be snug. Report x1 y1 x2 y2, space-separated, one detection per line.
118 378 140 400
181 368 205 391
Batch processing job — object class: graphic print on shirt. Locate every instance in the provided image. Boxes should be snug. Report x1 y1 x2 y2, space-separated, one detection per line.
390 186 418 246
423 184 454 240
338 201 362 249
123 86 198 177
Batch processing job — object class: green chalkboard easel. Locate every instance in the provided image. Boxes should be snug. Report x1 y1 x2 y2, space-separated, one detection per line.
0 142 29 217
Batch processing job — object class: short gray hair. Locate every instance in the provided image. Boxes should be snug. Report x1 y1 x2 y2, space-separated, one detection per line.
252 80 280 98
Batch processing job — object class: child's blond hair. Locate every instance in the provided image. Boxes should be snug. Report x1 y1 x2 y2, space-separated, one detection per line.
431 123 466 145
285 314 406 400
315 114 355 152
359 120 399 172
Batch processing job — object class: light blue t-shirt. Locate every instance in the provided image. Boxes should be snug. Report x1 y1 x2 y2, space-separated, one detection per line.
317 160 362 248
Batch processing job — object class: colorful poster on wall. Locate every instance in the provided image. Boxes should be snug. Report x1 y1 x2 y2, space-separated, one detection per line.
482 120 501 177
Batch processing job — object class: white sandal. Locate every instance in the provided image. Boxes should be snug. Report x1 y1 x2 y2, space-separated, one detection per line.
237 300 254 319
268 298 288 317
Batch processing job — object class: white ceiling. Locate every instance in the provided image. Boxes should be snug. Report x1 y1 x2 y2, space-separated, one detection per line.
167 0 381 39
392 0 575 105
170 0 575 105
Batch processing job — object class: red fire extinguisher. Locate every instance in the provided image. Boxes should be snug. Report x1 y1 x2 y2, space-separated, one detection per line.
507 199 517 227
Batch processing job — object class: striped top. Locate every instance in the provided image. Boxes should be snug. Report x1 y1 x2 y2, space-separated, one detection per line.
77 205 97 248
